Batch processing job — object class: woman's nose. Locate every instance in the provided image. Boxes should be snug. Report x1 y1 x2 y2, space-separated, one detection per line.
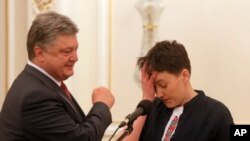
156 90 164 98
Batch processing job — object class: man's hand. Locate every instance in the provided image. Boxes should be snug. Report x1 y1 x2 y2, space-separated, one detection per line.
92 87 115 108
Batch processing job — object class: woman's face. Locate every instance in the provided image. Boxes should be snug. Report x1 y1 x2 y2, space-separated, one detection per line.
154 70 189 108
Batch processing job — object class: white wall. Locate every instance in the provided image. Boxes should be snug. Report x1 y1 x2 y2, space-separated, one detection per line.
111 0 250 124
0 0 7 110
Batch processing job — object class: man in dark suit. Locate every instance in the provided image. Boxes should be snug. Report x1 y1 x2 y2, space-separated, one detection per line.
0 11 115 141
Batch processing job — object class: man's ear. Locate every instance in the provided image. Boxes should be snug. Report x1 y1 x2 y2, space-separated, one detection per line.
34 46 44 61
182 69 190 84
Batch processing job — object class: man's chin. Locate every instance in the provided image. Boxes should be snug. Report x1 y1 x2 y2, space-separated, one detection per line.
63 72 74 80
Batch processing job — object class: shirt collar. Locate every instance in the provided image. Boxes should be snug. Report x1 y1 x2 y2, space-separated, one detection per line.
27 60 61 86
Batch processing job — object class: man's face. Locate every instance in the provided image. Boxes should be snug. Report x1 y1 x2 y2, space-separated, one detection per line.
154 70 188 108
39 34 78 81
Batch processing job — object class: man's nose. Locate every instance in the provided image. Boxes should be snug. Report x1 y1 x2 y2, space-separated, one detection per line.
70 51 78 62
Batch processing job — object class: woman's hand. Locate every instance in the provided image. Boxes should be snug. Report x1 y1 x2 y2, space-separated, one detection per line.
141 64 157 101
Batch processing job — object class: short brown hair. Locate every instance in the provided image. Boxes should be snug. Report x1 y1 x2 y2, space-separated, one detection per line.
137 40 191 76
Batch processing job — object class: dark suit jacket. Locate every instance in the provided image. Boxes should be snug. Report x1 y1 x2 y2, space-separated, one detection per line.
0 65 112 141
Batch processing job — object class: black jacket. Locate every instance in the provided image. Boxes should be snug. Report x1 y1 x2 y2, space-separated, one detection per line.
0 65 112 141
139 90 234 141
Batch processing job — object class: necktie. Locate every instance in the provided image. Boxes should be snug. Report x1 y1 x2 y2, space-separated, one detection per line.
164 115 179 141
60 82 72 101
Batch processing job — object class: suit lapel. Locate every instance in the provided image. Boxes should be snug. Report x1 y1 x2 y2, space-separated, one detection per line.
24 65 85 123
56 90 85 123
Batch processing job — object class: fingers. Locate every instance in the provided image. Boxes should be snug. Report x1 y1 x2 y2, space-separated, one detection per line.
149 71 158 85
141 63 157 86
141 63 149 84
140 64 157 101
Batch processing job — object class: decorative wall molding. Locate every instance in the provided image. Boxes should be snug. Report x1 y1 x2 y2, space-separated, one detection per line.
134 0 165 84
7 0 15 88
4 0 8 93
96 0 112 88
32 0 54 14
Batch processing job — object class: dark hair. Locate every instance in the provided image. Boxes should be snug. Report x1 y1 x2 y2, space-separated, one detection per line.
27 11 79 60
137 40 191 76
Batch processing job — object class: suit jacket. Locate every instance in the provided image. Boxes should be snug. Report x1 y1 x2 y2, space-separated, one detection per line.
0 65 112 141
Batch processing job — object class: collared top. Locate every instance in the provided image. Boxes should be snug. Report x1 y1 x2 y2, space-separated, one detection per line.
27 60 61 86
162 106 184 141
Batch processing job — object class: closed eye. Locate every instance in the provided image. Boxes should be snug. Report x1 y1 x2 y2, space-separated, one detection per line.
61 48 77 55
155 83 167 89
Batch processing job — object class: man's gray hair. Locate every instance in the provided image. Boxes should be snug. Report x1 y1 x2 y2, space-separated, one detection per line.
27 11 79 60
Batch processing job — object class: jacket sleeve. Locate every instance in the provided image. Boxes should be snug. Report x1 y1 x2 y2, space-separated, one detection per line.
213 102 234 141
21 89 112 141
